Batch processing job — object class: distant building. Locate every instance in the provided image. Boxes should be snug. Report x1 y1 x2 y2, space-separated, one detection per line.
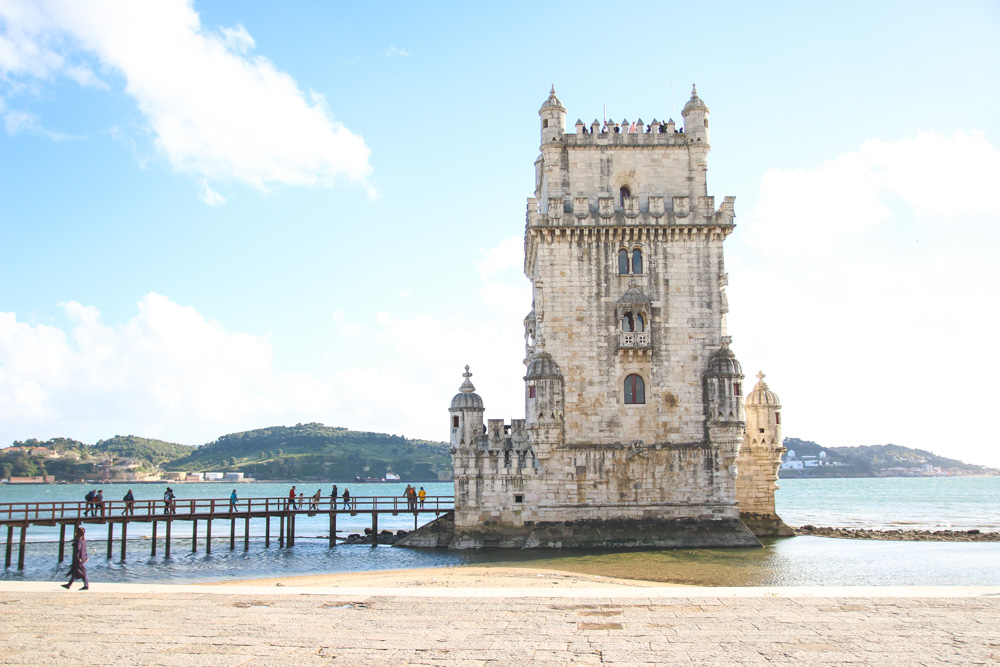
203 472 224 481
223 472 244 481
185 472 204 481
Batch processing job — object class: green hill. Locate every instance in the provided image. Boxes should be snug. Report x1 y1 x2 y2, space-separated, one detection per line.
167 423 452 481
780 437 990 477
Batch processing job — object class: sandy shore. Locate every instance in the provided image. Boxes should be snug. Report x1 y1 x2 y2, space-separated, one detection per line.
206 565 679 589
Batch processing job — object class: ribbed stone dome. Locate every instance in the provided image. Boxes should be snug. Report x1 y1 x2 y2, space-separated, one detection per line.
682 84 708 112
539 85 564 112
705 343 743 377
450 365 484 411
524 351 562 380
746 371 781 407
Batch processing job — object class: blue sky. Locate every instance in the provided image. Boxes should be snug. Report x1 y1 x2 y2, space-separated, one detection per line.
2 1 999 466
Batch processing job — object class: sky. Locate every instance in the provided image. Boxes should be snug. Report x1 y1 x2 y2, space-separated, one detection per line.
1 1 999 467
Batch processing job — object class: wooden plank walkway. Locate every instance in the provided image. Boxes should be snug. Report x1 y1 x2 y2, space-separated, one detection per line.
0 495 454 569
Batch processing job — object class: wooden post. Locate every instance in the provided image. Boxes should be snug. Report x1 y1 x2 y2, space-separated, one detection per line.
5 525 13 568
106 522 114 559
17 525 27 570
58 524 67 563
244 515 250 551
191 519 197 553
165 519 172 558
265 516 270 548
288 513 295 547
230 515 236 550
371 512 378 547
151 521 157 557
120 521 128 562
279 515 285 548
329 510 336 547
206 519 212 555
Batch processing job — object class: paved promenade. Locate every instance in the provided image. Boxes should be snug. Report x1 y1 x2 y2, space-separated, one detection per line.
1 583 998 666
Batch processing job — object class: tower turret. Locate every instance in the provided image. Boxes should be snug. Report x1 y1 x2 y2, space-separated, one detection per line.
449 365 485 451
736 371 793 536
539 85 566 145
681 84 710 143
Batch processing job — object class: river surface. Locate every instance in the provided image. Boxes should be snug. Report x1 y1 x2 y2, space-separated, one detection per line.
1 477 998 586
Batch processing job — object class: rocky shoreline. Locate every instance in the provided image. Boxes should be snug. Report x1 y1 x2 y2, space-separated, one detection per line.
795 526 1000 541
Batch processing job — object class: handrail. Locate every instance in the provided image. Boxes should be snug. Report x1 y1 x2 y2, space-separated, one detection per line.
0 495 456 523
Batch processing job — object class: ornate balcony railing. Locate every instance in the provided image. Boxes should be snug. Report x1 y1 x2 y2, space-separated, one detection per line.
619 331 651 349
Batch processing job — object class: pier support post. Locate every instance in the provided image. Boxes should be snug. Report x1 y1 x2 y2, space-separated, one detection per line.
120 521 128 562
288 514 295 547
329 511 336 547
191 519 197 553
244 515 250 551
279 515 285 548
106 522 114 560
206 519 212 555
58 523 67 563
5 525 12 568
151 521 157 557
230 516 236 550
265 516 270 548
371 512 378 547
165 520 172 559
17 526 26 569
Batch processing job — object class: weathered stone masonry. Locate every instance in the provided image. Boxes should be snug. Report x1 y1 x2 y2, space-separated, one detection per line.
402 86 789 549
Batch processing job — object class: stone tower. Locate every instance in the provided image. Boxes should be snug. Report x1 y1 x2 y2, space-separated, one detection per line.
737 372 793 536
404 85 781 550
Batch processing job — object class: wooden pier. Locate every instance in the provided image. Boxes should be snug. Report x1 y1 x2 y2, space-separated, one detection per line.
0 495 454 569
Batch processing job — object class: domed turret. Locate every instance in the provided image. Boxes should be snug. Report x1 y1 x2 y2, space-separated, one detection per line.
681 84 710 143
746 371 781 408
525 350 562 380
539 85 566 146
449 365 485 449
704 340 745 423
524 349 564 429
706 343 742 378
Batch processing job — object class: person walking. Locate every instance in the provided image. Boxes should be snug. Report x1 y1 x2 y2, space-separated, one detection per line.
163 487 175 515
83 489 95 517
342 488 351 510
310 489 321 510
418 486 426 508
61 526 89 590
94 490 105 517
403 485 413 510
229 489 238 514
122 489 135 516
331 484 338 507
288 486 297 510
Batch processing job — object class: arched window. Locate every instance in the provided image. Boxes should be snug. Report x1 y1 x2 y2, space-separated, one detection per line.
619 186 631 206
631 248 643 274
618 249 629 275
622 312 634 332
624 374 645 404
635 313 645 332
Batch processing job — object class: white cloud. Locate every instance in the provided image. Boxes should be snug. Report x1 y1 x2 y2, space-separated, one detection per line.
198 179 226 206
730 130 1000 467
1 100 74 140
476 235 523 279
0 293 337 445
748 131 1000 256
0 0 374 194
385 46 409 58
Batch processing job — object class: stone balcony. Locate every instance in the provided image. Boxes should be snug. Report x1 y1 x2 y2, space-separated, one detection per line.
618 331 651 350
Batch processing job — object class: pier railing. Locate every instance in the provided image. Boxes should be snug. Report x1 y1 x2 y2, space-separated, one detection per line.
0 495 455 523
1 495 455 568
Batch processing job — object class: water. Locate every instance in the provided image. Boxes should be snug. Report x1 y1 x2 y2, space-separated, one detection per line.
2 477 998 586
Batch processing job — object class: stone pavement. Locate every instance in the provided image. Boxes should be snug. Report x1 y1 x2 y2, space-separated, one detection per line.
1 583 998 666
